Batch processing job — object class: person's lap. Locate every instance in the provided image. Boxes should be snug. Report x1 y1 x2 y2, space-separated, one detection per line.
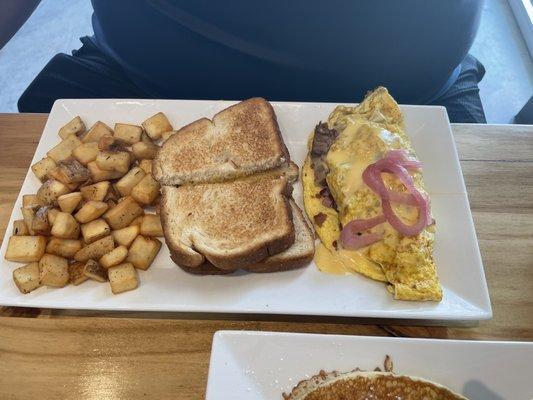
18 37 487 123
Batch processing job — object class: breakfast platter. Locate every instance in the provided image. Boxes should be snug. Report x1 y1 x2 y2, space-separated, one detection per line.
0 93 491 320
206 331 533 399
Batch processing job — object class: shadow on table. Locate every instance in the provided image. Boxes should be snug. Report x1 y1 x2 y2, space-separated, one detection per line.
463 380 505 400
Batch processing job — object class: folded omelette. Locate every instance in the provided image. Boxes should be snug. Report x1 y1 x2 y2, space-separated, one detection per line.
302 87 442 301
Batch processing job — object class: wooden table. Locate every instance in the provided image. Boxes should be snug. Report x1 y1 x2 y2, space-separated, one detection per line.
0 114 531 399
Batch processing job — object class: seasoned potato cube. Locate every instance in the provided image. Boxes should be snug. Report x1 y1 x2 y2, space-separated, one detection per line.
74 235 115 262
13 262 41 293
5 235 46 262
46 238 82 258
96 150 130 173
74 201 109 223
37 179 70 206
87 161 124 182
69 261 88 285
126 235 161 270
130 215 144 227
12 219 29 236
59 116 85 139
99 245 128 268
142 112 172 140
81 181 110 202
47 208 60 225
138 159 152 175
50 212 80 239
140 214 163 237
108 262 138 294
72 142 99 165
98 134 116 150
132 141 159 160
82 121 113 143
32 206 51 235
49 159 90 184
131 174 160 205
57 192 82 213
114 123 142 145
39 254 69 287
81 218 110 244
103 196 143 230
21 207 36 235
83 259 107 282
47 135 83 162
115 167 146 196
23 194 40 209
31 157 57 182
112 225 139 247
161 130 177 142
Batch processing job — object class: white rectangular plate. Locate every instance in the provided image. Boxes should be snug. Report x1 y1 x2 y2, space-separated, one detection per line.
206 331 533 399
0 99 491 320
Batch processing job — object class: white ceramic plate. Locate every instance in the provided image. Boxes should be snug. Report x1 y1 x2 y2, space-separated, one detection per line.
206 331 532 400
0 99 491 320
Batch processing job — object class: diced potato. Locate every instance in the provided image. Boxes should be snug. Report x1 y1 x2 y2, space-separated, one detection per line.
83 259 107 282
74 201 109 223
130 215 144 227
114 123 142 145
112 225 139 248
80 181 110 202
81 218 110 244
21 207 35 235
87 161 124 182
132 141 159 160
82 121 113 143
5 235 46 262
23 194 40 209
12 219 29 236
131 174 160 205
98 134 115 150
48 159 90 184
47 135 83 162
142 112 172 140
103 196 143 230
59 116 85 139
72 142 99 165
161 130 177 142
46 238 82 258
32 206 51 235
108 262 138 294
126 235 161 270
57 192 82 213
50 212 80 239
138 159 153 175
47 208 59 225
36 179 70 206
39 254 69 287
140 214 163 237
96 150 130 173
13 262 41 293
31 157 57 181
99 245 128 268
115 167 146 196
69 261 88 285
74 235 115 262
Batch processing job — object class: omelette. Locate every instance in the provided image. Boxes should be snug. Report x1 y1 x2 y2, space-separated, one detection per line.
302 87 442 301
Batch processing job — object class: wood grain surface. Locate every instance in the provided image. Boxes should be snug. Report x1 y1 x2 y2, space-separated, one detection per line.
0 114 531 399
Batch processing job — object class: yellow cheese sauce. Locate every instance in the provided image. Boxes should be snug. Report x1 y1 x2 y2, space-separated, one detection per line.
314 243 387 281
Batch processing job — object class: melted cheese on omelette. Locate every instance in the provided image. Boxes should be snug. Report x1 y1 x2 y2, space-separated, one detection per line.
303 87 442 302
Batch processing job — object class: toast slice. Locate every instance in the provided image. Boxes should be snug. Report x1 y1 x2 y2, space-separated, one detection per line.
244 200 314 272
153 98 289 185
160 173 295 271
176 200 313 275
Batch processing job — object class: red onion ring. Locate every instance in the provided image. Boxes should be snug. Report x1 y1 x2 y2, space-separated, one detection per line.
340 231 383 250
